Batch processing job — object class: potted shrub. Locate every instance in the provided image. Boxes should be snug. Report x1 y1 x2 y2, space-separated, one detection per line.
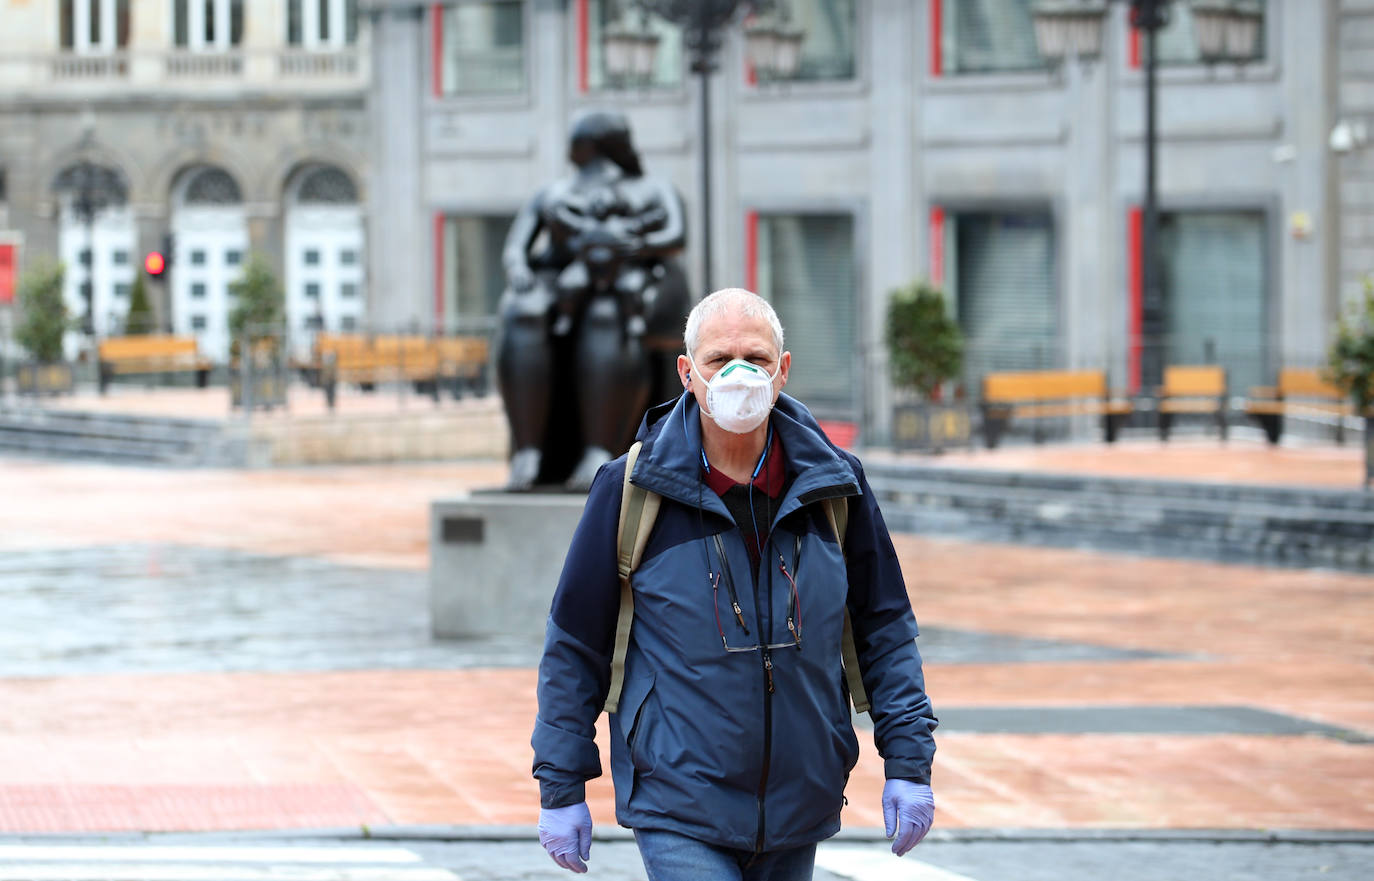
124 270 156 335
228 254 287 410
13 258 74 396
1325 278 1374 487
886 281 968 452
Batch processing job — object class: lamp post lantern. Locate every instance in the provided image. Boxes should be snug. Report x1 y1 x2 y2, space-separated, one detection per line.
1031 0 1262 390
603 0 801 292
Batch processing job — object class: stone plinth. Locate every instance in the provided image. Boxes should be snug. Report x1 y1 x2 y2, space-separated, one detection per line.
429 491 588 638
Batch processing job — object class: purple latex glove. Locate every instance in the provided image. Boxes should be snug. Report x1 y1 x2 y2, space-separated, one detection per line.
538 802 593 873
882 779 935 856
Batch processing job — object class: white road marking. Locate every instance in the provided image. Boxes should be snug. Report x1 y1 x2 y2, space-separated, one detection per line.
0 846 423 864
0 867 455 881
816 845 981 881
0 844 459 881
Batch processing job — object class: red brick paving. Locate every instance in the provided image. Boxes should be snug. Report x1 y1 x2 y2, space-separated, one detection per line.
0 444 1370 833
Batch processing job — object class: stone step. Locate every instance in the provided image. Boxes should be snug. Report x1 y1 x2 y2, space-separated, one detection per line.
0 408 224 466
866 464 1374 572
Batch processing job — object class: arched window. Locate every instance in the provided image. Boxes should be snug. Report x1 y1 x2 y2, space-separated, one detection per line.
59 0 131 52
296 166 358 205
172 0 245 49
182 167 243 206
287 0 359 47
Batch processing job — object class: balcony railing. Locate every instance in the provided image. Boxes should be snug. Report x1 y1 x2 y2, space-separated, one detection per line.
5 48 367 90
165 50 245 78
50 52 129 80
278 48 360 78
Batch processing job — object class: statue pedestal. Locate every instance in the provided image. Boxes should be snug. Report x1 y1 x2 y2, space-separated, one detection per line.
429 490 588 638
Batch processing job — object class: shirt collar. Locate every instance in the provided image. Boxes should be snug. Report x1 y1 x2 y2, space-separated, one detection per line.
701 428 786 498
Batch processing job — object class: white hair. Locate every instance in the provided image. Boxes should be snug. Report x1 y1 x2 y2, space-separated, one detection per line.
683 288 785 358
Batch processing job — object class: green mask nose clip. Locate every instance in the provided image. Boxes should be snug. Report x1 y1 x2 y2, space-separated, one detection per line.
720 362 762 378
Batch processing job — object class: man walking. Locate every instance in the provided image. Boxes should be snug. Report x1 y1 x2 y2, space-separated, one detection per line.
532 288 937 878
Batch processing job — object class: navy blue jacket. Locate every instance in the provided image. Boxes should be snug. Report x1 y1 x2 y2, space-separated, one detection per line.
531 392 937 852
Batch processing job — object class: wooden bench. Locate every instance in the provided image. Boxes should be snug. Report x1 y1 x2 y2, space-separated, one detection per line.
981 369 1132 448
313 333 490 409
1157 365 1228 441
1245 368 1355 444
97 335 211 394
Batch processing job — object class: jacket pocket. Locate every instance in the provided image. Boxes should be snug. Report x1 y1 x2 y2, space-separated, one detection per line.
616 671 656 773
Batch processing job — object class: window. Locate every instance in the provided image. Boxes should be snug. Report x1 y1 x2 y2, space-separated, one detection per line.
190 249 207 266
112 249 128 266
340 282 358 299
439 0 525 94
60 0 131 52
340 314 357 331
586 0 682 90
287 0 359 47
225 250 242 266
191 315 208 330
768 0 857 82
191 282 207 299
941 0 1047 75
304 249 320 266
113 283 130 298
755 213 856 415
79 248 92 267
439 215 514 323
304 282 320 299
951 211 1058 383
340 249 357 266
1159 211 1268 394
305 315 324 330
1152 0 1266 65
172 0 245 49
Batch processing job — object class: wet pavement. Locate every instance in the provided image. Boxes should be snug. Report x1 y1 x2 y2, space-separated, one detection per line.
0 451 1371 878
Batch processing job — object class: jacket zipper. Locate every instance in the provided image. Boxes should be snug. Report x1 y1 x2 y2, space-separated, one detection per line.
755 530 775 853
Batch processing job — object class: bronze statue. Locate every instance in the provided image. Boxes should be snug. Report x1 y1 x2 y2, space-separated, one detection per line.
497 111 690 491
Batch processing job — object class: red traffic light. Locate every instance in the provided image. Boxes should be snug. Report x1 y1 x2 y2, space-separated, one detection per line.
145 251 166 276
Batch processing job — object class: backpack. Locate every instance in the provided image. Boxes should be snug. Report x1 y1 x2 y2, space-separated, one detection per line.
603 441 871 716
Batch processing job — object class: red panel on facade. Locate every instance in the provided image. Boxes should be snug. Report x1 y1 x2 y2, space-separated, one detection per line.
576 0 589 93
434 213 445 329
1128 23 1141 69
1127 205 1143 394
930 0 943 76
817 419 858 449
929 205 945 287
0 243 15 305
745 210 758 293
431 4 443 97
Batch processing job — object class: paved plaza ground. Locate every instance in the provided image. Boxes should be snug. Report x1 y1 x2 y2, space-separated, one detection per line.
0 436 1370 878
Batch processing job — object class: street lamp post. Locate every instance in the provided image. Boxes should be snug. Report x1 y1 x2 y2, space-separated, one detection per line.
603 0 802 292
1030 0 1261 390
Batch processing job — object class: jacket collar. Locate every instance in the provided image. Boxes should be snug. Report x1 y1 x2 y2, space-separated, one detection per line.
630 392 860 519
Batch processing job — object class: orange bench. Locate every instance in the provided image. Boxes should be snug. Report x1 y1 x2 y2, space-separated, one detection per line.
981 369 1132 448
313 333 489 409
1245 368 1356 444
97 335 211 394
1157 365 1228 441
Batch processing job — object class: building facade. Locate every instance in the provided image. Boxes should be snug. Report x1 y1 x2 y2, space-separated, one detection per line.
0 0 371 360
368 0 1359 442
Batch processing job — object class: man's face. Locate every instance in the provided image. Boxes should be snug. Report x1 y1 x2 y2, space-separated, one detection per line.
678 311 790 417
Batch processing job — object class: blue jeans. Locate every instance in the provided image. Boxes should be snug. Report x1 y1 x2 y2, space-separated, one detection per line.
634 828 817 881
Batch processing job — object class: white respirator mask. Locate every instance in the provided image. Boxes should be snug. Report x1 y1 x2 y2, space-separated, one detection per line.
689 356 780 434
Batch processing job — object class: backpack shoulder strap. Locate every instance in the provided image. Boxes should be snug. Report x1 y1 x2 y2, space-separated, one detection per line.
604 442 660 714
824 497 870 715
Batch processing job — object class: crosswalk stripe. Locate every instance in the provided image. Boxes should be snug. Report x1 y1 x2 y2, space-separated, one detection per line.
816 845 980 881
0 864 457 881
0 846 423 864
